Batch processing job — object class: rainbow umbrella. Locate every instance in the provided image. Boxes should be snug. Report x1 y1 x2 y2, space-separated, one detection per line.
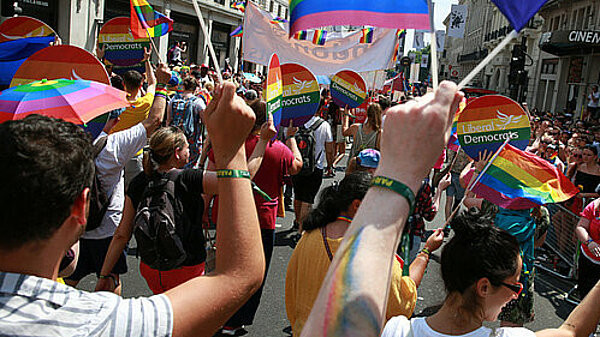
0 78 129 124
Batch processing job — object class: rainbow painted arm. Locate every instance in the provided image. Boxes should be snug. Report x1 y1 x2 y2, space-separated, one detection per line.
299 185 412 337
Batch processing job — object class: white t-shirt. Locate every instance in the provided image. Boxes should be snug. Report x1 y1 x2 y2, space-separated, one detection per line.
304 116 333 170
382 316 536 337
83 123 147 240
588 91 600 108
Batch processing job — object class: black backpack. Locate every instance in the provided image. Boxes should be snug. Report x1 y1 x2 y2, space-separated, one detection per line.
295 118 325 176
134 171 188 271
86 136 110 232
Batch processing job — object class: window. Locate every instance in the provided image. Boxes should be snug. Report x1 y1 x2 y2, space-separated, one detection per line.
269 0 273 12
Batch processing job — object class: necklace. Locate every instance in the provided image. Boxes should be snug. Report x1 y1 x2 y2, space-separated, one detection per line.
336 216 353 224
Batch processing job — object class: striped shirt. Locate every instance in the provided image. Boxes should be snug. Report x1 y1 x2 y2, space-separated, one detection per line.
0 272 173 336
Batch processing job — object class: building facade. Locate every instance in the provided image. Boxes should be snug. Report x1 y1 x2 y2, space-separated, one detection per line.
535 0 600 116
0 0 289 72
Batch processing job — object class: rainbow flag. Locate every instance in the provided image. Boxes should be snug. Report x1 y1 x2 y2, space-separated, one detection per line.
231 0 246 12
392 41 399 62
271 16 288 24
447 98 466 151
230 25 243 37
360 27 374 43
294 30 308 40
130 0 173 39
471 144 579 210
312 29 327 45
289 0 430 37
397 29 407 39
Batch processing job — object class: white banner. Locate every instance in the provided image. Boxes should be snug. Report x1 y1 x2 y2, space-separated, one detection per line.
413 31 425 50
448 5 467 38
436 30 446 50
242 2 398 76
360 70 387 90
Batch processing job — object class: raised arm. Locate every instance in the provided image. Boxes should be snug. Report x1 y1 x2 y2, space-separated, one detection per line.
300 82 463 337
143 48 157 95
408 228 444 288
141 63 170 136
166 82 265 337
285 121 303 175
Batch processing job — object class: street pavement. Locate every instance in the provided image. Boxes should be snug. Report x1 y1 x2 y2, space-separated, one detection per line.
76 167 580 336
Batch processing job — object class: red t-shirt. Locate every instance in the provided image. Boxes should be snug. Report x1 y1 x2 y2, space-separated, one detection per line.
209 135 295 229
581 201 600 264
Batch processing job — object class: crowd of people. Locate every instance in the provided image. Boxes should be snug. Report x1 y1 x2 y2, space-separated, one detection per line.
3 45 600 337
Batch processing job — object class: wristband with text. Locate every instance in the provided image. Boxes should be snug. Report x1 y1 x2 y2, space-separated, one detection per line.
371 176 416 213
420 247 431 256
216 169 251 179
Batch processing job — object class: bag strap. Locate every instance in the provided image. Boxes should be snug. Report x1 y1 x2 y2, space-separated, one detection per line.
93 136 108 159
309 117 325 132
321 227 334 261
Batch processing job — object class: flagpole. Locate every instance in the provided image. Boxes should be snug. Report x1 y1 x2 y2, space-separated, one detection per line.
145 31 164 64
191 0 224 83
442 137 511 227
428 0 438 90
458 30 518 89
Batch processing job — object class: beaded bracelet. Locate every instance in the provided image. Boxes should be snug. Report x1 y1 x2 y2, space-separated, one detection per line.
371 176 415 213
155 90 168 99
216 169 251 179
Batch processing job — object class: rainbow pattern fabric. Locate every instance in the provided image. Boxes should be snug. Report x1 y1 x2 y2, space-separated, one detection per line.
130 0 173 39
397 29 407 39
288 0 430 37
230 25 243 37
360 27 374 43
471 144 579 210
230 0 246 12
294 30 308 40
312 29 327 45
271 16 288 24
447 98 466 151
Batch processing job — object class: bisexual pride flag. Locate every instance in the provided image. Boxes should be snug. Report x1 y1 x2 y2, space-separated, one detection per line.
312 29 327 45
360 27 374 43
130 0 173 39
288 0 430 37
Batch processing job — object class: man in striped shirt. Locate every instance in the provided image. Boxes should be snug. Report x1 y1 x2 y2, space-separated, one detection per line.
0 72 265 337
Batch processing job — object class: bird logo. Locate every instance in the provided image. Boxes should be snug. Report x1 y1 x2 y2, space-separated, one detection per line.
495 111 523 130
291 77 315 94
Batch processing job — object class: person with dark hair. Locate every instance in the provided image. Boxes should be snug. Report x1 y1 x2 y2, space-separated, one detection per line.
110 48 157 187
567 144 600 214
96 122 272 294
167 76 206 168
382 208 600 337
0 80 267 336
63 62 168 294
285 172 444 336
209 100 303 335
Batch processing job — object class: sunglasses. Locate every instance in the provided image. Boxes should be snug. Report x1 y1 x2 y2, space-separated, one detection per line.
501 281 523 296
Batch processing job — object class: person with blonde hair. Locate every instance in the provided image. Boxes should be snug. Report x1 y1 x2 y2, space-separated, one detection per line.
96 122 274 294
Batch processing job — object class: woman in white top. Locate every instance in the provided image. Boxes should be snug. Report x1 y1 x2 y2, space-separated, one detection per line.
382 208 600 337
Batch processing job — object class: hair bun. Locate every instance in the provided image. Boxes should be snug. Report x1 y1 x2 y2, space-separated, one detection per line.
450 208 495 239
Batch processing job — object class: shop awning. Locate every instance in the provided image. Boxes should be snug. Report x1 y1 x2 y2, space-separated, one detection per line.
540 30 600 56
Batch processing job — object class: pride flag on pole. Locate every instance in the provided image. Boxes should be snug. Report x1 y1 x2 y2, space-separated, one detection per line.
360 27 374 43
471 144 579 210
312 29 327 45
130 0 173 39
288 0 430 37
231 0 246 12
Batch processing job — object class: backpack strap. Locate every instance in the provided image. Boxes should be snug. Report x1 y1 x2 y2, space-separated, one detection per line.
309 117 325 132
93 136 108 159
321 227 334 261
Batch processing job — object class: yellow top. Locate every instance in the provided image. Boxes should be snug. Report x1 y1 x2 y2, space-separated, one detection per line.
285 228 417 336
110 92 154 134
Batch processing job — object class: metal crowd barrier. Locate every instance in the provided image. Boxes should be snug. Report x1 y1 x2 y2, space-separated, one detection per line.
535 203 582 305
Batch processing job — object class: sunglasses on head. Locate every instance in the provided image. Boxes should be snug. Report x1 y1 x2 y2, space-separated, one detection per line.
501 281 523 296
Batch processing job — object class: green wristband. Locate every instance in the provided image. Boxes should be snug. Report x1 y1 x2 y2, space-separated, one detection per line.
371 176 416 213
216 169 251 179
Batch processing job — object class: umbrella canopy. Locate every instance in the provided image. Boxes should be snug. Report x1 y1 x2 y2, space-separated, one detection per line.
0 78 129 124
